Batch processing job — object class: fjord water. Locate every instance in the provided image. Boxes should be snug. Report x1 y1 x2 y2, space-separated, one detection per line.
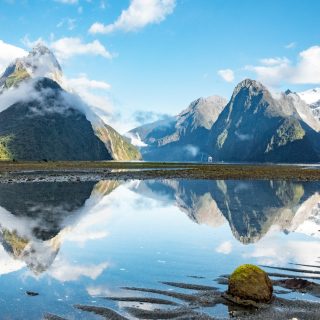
0 179 319 319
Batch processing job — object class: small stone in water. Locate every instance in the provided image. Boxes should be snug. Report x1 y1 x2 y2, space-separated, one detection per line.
26 291 39 296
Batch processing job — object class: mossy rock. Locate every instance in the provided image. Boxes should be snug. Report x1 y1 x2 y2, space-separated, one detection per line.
228 264 273 303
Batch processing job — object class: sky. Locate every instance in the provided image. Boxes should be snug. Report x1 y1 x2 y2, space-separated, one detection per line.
0 0 320 132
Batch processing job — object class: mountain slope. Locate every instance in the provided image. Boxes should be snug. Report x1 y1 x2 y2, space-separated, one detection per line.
0 78 112 160
129 96 227 161
0 46 141 161
208 79 320 163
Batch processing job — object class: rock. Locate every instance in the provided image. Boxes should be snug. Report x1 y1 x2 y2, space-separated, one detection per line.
228 264 273 303
26 291 39 296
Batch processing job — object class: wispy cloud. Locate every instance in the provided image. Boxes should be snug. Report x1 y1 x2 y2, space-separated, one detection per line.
245 45 320 87
217 68 235 82
50 37 113 60
89 0 176 34
65 74 113 117
22 36 113 61
56 18 77 30
285 42 296 49
55 0 78 4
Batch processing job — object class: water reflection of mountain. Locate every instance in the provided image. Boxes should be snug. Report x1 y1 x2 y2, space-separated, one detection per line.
133 180 320 243
0 180 119 274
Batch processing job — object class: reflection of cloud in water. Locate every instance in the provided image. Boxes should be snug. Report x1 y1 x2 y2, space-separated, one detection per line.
244 231 320 266
0 245 25 275
216 241 233 255
48 259 109 282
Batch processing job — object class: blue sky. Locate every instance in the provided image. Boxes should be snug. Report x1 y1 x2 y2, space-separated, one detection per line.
1 0 320 132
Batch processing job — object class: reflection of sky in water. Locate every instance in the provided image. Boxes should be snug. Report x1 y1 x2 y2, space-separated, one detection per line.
0 180 318 319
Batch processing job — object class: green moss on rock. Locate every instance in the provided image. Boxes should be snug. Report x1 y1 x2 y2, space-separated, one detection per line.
228 264 273 303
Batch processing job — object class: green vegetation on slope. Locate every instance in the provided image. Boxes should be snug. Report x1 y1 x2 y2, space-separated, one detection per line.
94 124 141 161
4 68 30 89
0 135 13 160
266 119 305 153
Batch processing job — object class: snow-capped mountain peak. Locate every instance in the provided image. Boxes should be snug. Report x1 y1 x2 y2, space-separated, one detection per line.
0 44 64 90
298 88 320 105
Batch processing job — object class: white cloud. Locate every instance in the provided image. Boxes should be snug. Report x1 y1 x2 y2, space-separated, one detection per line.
55 0 78 4
246 45 320 87
56 18 77 30
0 40 27 74
67 75 111 91
217 69 235 82
285 42 296 49
259 57 289 66
89 0 176 34
65 74 113 117
216 241 232 254
50 37 113 60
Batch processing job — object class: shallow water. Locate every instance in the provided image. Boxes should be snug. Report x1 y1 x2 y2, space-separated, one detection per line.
0 179 319 319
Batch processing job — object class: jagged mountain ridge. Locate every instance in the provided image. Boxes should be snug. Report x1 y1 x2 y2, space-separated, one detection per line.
208 79 320 163
128 95 227 161
129 79 320 163
0 45 141 161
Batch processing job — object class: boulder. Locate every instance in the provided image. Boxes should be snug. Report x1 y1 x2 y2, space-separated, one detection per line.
228 264 273 303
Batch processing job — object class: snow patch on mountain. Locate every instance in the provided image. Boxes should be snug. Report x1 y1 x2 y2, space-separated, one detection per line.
298 88 320 105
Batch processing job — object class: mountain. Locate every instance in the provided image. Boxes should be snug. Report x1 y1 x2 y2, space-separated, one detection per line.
128 96 227 161
208 79 320 163
0 45 141 161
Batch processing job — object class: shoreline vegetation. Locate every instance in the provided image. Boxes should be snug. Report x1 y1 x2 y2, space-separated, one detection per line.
0 161 320 182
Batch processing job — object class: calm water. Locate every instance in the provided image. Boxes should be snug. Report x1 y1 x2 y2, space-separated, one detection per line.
0 179 319 319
